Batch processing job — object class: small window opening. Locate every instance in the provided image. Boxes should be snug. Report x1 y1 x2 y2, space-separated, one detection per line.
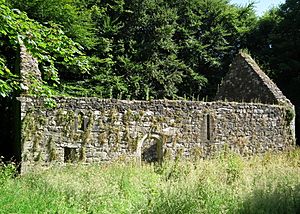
76 112 84 131
83 117 89 130
64 147 76 163
206 114 211 141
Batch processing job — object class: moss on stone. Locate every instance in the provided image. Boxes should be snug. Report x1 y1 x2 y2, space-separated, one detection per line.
123 125 131 142
61 110 75 138
123 109 132 123
82 111 94 145
98 132 107 145
109 108 118 123
128 137 139 152
164 148 172 160
285 107 295 126
56 109 66 126
191 147 202 160
79 147 86 161
22 112 36 142
47 137 57 162
32 132 42 154
175 148 184 161
34 151 42 162
133 113 141 122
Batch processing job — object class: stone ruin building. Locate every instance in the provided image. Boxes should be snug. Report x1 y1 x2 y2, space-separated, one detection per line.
0 45 296 173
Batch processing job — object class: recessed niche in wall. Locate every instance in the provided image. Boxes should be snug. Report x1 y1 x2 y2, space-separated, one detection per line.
206 114 211 141
76 112 84 131
76 112 89 131
64 147 77 163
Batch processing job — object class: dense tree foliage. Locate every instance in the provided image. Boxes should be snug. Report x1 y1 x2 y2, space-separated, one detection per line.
0 0 91 97
1 0 299 142
85 0 256 99
6 0 97 50
170 0 256 97
247 0 300 97
246 0 300 144
2 0 299 105
5 0 256 99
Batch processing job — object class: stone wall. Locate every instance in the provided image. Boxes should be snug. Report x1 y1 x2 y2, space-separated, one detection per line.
215 52 296 142
16 50 296 173
19 43 42 93
19 96 295 173
216 52 292 106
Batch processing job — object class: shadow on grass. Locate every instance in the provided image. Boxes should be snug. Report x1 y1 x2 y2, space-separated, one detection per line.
240 184 300 214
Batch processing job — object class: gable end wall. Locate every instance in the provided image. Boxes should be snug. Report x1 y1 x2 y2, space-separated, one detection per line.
216 52 292 105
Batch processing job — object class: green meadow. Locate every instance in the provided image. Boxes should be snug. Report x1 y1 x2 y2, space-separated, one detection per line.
0 149 299 214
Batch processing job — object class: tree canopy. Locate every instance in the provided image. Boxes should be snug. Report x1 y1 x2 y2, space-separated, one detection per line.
247 0 300 102
3 0 257 99
0 0 91 97
1 0 299 106
2 0 300 143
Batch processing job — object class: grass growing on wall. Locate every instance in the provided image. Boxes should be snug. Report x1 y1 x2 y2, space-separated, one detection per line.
0 149 300 213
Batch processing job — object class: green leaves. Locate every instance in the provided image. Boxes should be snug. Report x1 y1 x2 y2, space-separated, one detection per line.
245 0 300 142
0 55 19 97
7 0 97 50
0 1 92 97
59 0 256 99
2 0 257 99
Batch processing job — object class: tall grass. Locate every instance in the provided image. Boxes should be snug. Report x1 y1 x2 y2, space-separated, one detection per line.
0 149 299 213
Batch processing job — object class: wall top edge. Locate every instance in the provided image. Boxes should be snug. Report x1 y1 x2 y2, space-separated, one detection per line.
17 95 293 109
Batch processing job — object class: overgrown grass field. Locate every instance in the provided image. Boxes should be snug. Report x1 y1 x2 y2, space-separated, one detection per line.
1 149 300 213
